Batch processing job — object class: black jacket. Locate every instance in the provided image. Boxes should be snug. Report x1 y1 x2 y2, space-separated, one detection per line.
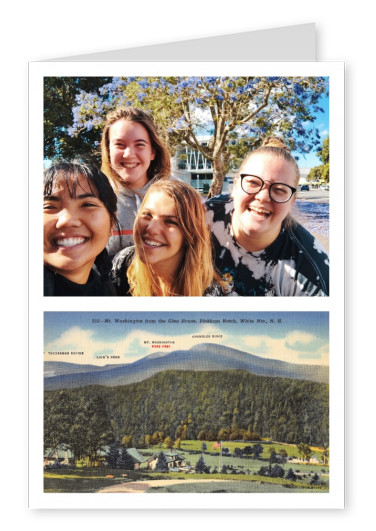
44 266 117 296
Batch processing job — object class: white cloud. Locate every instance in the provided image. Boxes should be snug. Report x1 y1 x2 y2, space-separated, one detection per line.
241 331 328 366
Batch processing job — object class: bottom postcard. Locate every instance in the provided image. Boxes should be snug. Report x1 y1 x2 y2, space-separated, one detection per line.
32 310 343 509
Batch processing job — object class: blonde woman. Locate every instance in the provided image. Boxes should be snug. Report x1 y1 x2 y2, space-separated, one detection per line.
206 137 329 296
101 106 171 256
111 180 224 296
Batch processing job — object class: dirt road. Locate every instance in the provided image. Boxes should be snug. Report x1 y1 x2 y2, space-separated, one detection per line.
98 478 226 493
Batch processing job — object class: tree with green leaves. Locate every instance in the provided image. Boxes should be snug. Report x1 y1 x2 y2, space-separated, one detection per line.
307 136 329 183
164 436 174 450
81 396 114 466
44 390 75 457
279 449 288 464
252 443 264 460
118 448 134 470
155 452 169 472
243 445 254 457
268 446 277 459
307 165 322 182
106 441 120 469
151 431 165 446
195 455 210 474
175 414 192 440
217 427 231 441
268 448 278 475
44 77 112 161
69 408 90 462
270 464 285 478
198 430 207 441
121 435 134 448
257 466 269 476
61 76 328 197
321 444 329 465
297 442 313 462
317 136 329 166
310 472 321 485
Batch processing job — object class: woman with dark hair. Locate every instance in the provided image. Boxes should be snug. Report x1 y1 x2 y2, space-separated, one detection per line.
101 106 171 257
206 137 329 296
111 180 224 296
43 158 119 296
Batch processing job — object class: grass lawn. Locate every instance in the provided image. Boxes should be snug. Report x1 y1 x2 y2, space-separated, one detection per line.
139 441 328 480
180 440 323 460
146 480 320 494
44 469 138 493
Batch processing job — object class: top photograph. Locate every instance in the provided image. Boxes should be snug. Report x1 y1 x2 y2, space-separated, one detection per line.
43 75 330 297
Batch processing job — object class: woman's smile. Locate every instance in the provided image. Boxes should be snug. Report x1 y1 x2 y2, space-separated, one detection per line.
44 175 112 284
135 191 185 277
246 204 272 219
232 154 296 251
109 120 155 189
143 238 166 248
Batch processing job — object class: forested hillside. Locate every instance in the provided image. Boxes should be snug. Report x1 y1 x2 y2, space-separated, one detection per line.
44 369 328 454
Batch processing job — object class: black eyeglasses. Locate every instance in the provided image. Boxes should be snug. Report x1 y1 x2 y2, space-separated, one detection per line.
240 174 296 203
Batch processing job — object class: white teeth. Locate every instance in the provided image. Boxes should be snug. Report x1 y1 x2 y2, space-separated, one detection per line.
122 163 138 168
250 206 270 216
144 239 164 247
56 237 86 247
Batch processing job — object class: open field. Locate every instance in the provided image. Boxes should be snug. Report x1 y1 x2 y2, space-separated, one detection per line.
179 439 323 459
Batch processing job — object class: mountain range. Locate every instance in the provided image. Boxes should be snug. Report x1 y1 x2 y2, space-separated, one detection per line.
44 342 328 390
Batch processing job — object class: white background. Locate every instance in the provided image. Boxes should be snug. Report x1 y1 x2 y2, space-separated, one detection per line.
1 0 371 527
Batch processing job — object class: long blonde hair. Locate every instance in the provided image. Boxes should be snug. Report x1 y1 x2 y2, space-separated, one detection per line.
127 180 218 296
100 107 171 191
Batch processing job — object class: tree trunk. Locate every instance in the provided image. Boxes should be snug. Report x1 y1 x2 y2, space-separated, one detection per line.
207 152 229 199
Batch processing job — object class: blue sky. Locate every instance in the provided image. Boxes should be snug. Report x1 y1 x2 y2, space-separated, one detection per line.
44 311 329 367
294 92 329 170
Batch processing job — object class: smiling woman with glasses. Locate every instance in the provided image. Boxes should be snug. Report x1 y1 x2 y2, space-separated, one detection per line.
206 137 329 296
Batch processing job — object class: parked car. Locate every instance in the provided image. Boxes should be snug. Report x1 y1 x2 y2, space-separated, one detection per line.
300 184 310 191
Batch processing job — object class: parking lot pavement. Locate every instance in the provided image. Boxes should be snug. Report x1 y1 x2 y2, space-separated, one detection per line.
297 190 329 203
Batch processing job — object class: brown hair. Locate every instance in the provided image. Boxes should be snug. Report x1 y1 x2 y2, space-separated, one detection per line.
127 180 219 296
239 136 300 189
100 107 171 191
